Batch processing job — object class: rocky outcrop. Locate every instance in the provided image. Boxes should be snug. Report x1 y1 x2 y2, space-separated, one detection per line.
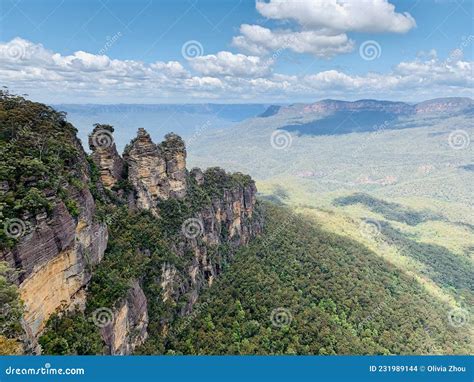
124 129 187 214
89 124 123 189
122 130 262 321
101 280 148 355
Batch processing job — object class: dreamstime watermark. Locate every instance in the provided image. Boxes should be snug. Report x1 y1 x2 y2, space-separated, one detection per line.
91 307 114 328
360 301 387 325
270 130 292 150
171 301 210 337
2 39 27 61
447 307 469 328
181 40 204 60
4 363 85 376
187 120 211 148
181 218 204 239
359 218 382 239
98 31 123 55
3 218 28 239
359 40 382 61
448 130 470 150
268 34 299 64
270 307 293 327
91 129 114 149
352 120 390 157
446 35 474 63
261 213 296 248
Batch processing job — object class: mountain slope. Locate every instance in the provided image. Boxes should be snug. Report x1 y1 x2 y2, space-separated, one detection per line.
165 203 472 355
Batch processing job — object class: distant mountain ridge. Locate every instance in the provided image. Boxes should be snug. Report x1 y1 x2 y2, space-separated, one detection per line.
260 97 474 118
54 103 269 122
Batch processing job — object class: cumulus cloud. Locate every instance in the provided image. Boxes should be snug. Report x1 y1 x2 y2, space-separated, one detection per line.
303 56 473 92
256 0 416 34
232 25 354 57
188 51 272 77
233 0 415 57
0 37 472 103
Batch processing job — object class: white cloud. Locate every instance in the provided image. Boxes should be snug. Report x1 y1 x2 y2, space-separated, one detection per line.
232 24 354 57
256 0 416 33
0 37 472 103
188 51 272 77
232 0 415 58
150 61 188 78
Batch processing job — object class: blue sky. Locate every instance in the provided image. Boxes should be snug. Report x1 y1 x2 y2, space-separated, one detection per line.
0 0 472 103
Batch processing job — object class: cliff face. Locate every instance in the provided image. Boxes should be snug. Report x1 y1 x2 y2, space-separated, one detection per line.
414 97 474 114
260 97 474 118
100 280 148 355
0 121 108 351
168 168 261 315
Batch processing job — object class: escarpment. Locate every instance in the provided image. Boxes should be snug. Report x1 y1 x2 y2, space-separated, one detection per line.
0 93 262 355
100 280 148 355
0 95 108 352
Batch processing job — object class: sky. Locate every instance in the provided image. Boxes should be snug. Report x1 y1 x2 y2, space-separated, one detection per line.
0 0 472 103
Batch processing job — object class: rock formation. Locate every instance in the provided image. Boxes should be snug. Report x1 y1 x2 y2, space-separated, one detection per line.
123 129 187 214
89 124 123 189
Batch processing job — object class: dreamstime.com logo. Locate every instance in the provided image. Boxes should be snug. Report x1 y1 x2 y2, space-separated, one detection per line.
91 129 114 149
4 363 85 376
270 307 293 327
181 218 204 239
270 130 292 150
91 307 114 328
181 40 204 60
448 129 470 150
359 40 382 61
359 218 382 239
2 38 27 61
3 218 29 239
447 307 469 328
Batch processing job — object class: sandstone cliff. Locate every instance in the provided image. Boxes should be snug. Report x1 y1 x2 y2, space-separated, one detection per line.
100 280 148 355
0 113 108 351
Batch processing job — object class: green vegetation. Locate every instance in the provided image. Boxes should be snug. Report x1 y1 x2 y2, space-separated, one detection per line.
86 206 174 313
0 91 85 249
38 309 103 355
166 204 471 355
201 167 253 197
0 262 23 354
6 93 472 356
